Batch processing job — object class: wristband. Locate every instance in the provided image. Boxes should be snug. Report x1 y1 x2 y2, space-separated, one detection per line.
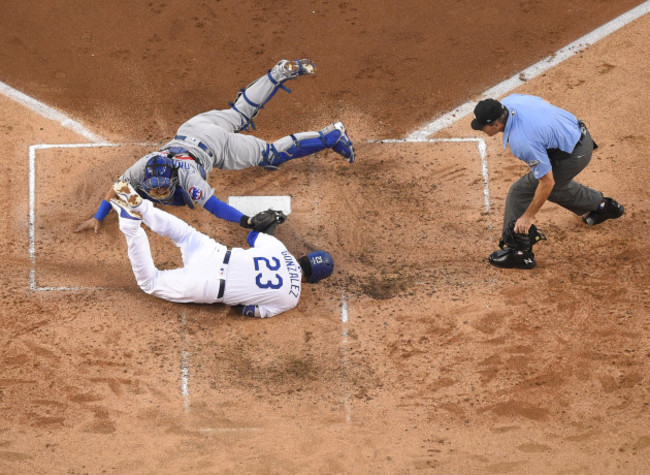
93 200 112 221
242 305 259 317
239 215 252 228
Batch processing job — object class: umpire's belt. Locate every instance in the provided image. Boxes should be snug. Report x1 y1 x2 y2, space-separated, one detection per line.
217 249 231 300
547 121 596 161
174 135 214 159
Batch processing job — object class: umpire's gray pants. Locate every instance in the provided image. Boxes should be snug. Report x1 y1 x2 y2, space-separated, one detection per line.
502 127 603 238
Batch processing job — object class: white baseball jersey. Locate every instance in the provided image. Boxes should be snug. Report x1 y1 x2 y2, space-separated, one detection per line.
222 232 302 318
116 200 302 318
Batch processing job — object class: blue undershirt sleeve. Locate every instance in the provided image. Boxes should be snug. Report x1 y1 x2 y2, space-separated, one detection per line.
203 195 245 223
247 231 259 247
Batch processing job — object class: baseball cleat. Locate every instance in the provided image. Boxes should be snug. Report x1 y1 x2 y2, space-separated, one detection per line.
488 248 536 269
582 197 624 226
280 59 316 79
113 180 143 208
330 122 355 163
109 198 142 221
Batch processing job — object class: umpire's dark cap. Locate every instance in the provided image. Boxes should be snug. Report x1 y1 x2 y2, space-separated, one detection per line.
471 98 506 130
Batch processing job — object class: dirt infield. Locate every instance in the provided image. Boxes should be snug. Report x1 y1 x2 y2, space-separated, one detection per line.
1 2 649 473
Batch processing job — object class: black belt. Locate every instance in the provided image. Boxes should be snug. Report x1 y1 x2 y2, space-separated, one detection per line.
548 121 595 160
217 250 231 299
174 135 214 158
578 120 598 150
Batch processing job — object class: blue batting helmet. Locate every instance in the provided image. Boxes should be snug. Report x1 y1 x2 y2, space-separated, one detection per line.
143 154 177 199
299 251 334 283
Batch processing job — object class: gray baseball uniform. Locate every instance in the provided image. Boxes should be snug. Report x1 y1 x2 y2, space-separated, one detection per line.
110 59 355 223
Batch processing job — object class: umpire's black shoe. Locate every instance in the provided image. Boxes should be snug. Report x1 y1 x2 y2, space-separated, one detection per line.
582 197 624 226
489 248 536 269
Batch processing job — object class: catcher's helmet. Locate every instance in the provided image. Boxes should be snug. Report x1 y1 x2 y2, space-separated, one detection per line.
299 251 334 283
143 154 177 200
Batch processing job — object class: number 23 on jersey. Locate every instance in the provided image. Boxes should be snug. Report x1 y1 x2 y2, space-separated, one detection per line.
253 257 283 289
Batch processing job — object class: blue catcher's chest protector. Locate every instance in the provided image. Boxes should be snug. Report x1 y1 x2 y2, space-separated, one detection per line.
136 186 188 207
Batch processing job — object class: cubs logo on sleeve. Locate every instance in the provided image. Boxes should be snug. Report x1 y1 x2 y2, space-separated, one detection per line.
188 186 204 201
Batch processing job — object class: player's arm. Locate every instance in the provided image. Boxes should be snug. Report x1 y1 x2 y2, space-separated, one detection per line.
202 195 253 225
245 230 284 248
235 304 288 319
201 195 284 234
179 171 250 226
514 170 554 234
74 161 145 234
74 185 118 233
237 305 262 318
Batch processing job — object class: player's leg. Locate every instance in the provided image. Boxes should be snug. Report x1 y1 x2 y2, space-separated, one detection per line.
111 196 221 301
547 137 623 224
258 122 355 169
137 199 223 265
501 172 538 238
210 121 356 170
179 59 316 134
488 176 539 269
110 199 161 294
547 158 603 216
546 136 601 214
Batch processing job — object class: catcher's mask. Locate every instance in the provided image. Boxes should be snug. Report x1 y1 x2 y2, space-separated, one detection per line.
298 251 334 283
143 154 177 200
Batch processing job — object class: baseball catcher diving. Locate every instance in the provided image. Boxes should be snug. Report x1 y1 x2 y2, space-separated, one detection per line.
75 58 355 234
109 181 334 318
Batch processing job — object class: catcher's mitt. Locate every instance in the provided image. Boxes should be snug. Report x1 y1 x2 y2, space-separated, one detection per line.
241 209 287 235
500 221 546 251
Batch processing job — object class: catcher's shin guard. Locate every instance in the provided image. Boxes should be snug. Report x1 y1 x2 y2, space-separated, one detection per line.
230 60 316 132
259 123 354 169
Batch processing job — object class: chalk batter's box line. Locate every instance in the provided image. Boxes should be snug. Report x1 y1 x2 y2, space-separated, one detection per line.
27 143 291 292
28 142 157 292
28 139 491 291
372 137 491 215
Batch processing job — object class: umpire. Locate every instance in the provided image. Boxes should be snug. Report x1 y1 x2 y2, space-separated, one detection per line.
471 94 624 269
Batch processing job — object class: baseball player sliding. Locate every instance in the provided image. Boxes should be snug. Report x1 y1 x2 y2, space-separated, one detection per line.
75 58 355 234
109 181 334 318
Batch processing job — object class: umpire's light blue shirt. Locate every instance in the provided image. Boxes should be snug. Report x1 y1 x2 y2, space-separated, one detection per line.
501 94 581 179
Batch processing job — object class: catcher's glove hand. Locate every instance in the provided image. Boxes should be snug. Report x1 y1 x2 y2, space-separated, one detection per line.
500 220 546 251
240 209 287 235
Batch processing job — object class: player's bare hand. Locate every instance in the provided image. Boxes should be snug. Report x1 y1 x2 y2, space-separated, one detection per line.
74 217 102 234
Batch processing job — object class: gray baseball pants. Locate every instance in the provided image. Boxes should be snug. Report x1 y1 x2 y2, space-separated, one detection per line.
163 62 325 172
502 126 603 237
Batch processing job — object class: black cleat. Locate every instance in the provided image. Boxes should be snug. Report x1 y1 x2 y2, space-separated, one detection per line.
489 248 536 269
582 197 624 226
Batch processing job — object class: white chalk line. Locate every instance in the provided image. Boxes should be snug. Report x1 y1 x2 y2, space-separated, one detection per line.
406 0 650 140
28 143 159 291
340 291 352 423
13 1 650 425
24 0 650 288
0 81 104 142
179 313 190 412
373 137 491 217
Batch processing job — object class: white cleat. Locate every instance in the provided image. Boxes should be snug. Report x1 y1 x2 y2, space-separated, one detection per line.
280 59 316 79
109 198 142 221
113 180 143 208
